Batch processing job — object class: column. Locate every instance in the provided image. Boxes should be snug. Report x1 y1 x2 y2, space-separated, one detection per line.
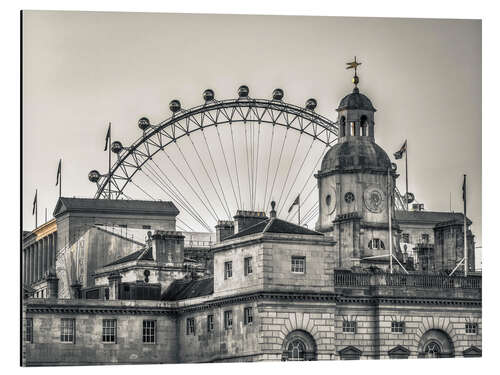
48 234 53 269
37 241 42 282
28 246 32 284
43 237 49 277
22 249 26 285
30 245 35 284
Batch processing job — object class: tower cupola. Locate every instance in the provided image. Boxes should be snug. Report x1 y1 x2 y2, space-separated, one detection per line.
337 57 376 142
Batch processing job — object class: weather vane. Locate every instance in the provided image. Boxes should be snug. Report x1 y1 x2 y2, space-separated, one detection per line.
346 56 362 91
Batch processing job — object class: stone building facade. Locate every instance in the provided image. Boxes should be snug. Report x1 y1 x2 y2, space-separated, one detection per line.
22 75 481 366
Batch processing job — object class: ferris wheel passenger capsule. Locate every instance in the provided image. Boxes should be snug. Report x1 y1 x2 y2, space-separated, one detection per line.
272 88 284 101
138 117 150 130
305 98 317 111
203 89 215 102
88 170 101 183
238 85 249 98
169 99 181 113
111 141 123 154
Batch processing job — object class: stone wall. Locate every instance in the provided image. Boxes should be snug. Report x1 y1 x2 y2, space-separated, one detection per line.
334 303 482 359
24 300 178 366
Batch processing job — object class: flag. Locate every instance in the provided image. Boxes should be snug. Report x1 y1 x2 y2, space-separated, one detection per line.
32 190 37 215
393 140 407 160
288 195 300 213
56 159 61 186
104 123 111 151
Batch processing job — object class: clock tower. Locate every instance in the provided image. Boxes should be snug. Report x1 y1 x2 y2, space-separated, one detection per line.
316 58 401 269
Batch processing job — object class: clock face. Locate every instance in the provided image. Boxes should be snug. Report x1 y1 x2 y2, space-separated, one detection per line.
363 186 386 213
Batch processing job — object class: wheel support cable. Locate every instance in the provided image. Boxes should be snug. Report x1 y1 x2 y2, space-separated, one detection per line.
276 132 303 213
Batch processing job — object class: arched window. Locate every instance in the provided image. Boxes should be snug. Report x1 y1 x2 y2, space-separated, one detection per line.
360 116 368 136
340 116 346 137
368 238 385 250
287 339 306 361
350 122 356 136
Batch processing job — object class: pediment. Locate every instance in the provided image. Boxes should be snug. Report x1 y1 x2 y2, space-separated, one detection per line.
339 346 362 356
463 346 482 357
388 345 410 355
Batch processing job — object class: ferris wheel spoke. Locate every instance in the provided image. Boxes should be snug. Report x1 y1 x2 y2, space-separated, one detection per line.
262 124 275 212
187 134 232 220
174 142 221 222
278 137 315 217
229 122 243 209
162 148 219 225
215 126 240 211
139 164 209 231
200 129 233 220
276 132 303 213
252 121 262 211
144 161 212 231
266 127 289 211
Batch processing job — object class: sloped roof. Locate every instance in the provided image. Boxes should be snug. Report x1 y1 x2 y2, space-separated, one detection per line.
104 247 153 267
224 217 323 241
161 277 214 301
53 197 179 217
395 210 471 225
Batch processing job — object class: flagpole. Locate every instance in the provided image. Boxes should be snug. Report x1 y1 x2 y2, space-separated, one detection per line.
464 174 468 277
35 190 38 229
405 141 409 211
59 159 62 198
108 122 111 200
388 167 393 274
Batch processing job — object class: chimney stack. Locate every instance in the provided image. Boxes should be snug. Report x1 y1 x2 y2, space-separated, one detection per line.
233 210 268 233
216 220 235 243
151 230 185 266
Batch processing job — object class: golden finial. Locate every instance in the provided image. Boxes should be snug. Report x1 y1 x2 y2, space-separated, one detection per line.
346 56 362 91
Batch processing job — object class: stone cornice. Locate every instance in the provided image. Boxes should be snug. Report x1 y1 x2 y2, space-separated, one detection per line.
25 301 177 316
212 233 336 253
336 294 481 308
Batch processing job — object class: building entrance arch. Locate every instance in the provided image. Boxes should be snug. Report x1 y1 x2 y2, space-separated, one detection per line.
281 330 317 361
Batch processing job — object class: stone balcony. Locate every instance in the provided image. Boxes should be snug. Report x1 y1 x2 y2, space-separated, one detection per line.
333 269 481 300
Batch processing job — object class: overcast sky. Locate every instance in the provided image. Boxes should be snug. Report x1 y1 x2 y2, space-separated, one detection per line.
22 11 481 246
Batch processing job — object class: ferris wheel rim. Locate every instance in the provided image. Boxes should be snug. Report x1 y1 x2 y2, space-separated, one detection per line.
92 96 339 200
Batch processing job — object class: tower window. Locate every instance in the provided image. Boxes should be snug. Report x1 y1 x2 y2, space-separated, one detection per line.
360 116 368 136
340 116 346 137
350 122 356 136
368 239 385 250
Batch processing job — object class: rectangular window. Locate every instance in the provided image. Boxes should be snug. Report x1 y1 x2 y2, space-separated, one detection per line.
143 320 156 343
102 319 117 343
224 310 233 330
186 318 195 335
244 257 253 276
342 320 356 333
465 323 478 334
25 318 33 343
207 315 214 333
224 261 232 279
291 256 306 273
391 321 405 333
244 307 253 325
421 233 430 243
402 233 410 243
60 318 75 343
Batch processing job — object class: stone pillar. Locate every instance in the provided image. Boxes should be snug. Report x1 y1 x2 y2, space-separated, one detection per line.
23 249 26 285
107 272 122 300
70 281 82 299
34 242 39 282
50 234 55 268
44 237 49 276
30 245 35 284
28 246 32 284
46 272 59 299
54 234 58 267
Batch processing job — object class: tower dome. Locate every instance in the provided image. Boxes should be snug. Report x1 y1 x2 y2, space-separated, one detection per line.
320 138 391 173
337 88 376 112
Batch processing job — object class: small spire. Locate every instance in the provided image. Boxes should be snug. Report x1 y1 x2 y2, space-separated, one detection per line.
346 56 362 92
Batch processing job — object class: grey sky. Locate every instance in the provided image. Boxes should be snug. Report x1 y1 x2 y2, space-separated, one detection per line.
22 11 481 245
